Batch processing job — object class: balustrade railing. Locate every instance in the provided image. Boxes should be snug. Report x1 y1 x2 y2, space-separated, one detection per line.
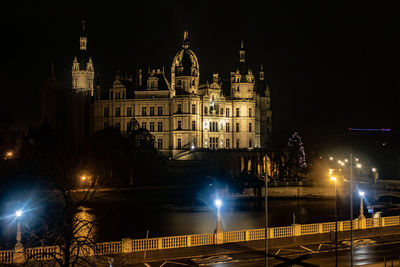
2 215 400 264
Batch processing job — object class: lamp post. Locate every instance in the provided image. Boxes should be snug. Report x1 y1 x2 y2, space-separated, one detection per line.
13 209 25 264
349 154 353 267
358 191 365 220
15 210 23 250
330 176 338 267
214 199 222 233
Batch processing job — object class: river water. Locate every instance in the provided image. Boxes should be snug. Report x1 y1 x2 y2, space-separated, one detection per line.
1 188 399 247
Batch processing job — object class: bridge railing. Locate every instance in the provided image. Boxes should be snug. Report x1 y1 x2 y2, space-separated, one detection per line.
2 215 400 264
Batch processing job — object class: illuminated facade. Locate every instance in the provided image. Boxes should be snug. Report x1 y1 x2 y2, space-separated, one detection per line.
92 32 272 157
72 21 94 96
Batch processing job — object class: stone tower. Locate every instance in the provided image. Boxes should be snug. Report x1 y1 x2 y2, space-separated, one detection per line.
72 20 94 96
230 41 255 99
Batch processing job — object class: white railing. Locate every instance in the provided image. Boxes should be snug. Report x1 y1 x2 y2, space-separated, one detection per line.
0 250 13 264
2 215 400 264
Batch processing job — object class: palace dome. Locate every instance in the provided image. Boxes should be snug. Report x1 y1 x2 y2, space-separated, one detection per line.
171 31 199 77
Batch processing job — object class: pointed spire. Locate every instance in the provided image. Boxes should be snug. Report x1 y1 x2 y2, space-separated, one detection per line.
49 60 56 81
80 20 87 51
183 31 190 49
239 41 246 63
259 64 264 81
81 20 86 35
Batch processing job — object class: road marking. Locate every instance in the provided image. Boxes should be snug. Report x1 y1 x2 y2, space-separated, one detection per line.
144 264 151 267
275 248 281 255
300 245 317 253
160 261 189 266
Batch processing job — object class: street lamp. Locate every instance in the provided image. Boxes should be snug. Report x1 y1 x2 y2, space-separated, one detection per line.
15 209 23 251
359 191 365 220
330 176 338 267
214 199 222 233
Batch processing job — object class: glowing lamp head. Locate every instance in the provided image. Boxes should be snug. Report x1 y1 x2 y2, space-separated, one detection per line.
329 157 333 161
15 210 22 217
81 176 86 181
330 176 336 182
215 199 222 208
359 191 365 197
372 168 377 172
356 163 362 169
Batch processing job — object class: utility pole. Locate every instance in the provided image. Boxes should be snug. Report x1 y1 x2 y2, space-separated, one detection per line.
350 153 353 267
265 172 268 267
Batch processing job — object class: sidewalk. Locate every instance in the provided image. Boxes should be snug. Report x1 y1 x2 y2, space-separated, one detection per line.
93 225 400 266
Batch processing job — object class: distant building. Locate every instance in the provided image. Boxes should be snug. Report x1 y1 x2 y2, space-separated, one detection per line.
93 32 272 158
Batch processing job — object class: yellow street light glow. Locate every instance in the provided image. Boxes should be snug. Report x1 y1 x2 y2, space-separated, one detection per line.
330 176 337 181
356 163 362 169
81 176 87 181
338 160 342 164
6 151 13 157
344 159 348 163
329 169 333 175
372 168 377 172
340 162 345 166
329 157 333 161
355 158 359 162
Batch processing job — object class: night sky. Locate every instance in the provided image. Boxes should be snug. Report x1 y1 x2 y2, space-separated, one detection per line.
2 1 399 142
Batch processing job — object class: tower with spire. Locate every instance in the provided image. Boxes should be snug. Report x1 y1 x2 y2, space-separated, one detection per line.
230 41 255 99
72 20 95 96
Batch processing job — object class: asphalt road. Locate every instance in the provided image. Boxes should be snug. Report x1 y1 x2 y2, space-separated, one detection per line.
133 234 400 266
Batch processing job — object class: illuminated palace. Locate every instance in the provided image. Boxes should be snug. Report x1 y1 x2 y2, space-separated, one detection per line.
72 29 272 159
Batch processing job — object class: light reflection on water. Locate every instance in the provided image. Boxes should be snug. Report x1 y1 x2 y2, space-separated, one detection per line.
89 198 342 242
74 206 95 241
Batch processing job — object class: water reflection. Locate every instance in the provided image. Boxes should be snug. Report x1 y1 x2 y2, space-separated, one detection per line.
74 206 95 242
